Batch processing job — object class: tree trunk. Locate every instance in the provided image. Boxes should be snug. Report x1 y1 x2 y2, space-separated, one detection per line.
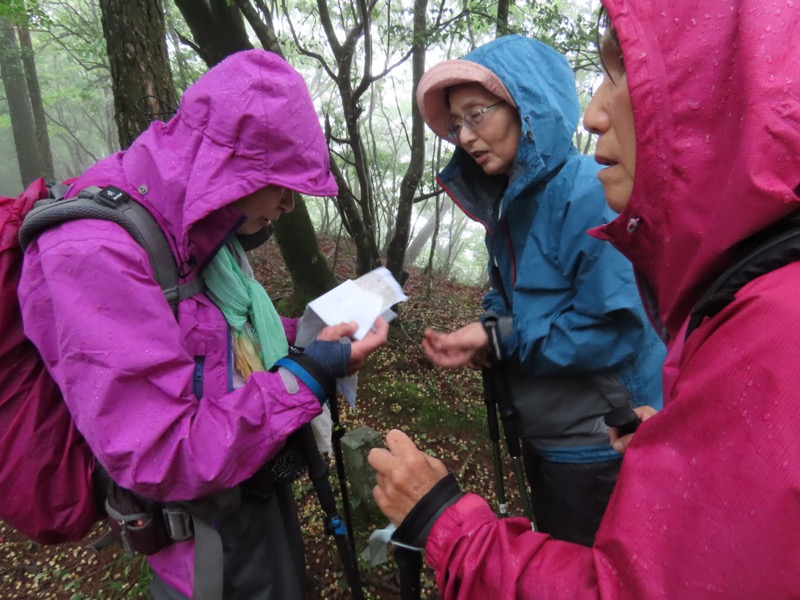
272 196 339 312
405 201 447 265
496 0 510 36
162 0 195 91
425 195 442 297
99 0 177 148
328 155 381 275
0 18 43 188
385 0 428 283
17 21 54 178
234 0 281 54
172 0 252 66
311 0 383 276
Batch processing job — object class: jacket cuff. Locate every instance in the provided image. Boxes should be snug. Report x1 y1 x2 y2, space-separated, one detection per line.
303 339 351 378
391 474 463 549
273 354 336 403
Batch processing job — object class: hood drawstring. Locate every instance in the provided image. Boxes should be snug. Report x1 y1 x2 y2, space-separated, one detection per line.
627 216 642 233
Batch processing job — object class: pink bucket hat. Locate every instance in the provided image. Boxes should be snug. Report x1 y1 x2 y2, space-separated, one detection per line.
416 59 515 141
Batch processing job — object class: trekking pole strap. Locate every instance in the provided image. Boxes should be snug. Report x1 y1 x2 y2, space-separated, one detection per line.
391 474 463 548
395 547 423 600
326 397 359 556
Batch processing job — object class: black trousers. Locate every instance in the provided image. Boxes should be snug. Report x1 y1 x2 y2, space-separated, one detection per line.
522 444 621 547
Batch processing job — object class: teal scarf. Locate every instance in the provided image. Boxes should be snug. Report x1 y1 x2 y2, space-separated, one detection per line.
203 237 287 379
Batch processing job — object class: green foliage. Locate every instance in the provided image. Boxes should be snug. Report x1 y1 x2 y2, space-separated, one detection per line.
510 1 598 71
0 0 49 26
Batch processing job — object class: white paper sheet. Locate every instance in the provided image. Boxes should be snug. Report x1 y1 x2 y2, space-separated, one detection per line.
294 267 407 405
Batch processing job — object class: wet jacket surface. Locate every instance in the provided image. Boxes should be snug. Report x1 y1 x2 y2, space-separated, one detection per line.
18 50 338 596
438 35 664 461
421 2 800 598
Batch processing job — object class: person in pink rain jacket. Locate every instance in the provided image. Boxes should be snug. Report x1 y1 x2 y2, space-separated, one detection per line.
369 0 800 597
18 50 387 599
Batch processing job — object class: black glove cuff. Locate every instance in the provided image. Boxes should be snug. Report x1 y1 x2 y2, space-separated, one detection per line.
392 474 463 549
304 339 351 378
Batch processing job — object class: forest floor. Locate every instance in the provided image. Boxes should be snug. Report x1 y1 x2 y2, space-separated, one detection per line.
0 235 530 599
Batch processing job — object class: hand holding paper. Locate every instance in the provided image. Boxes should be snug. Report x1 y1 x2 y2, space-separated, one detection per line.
296 267 407 346
296 267 407 405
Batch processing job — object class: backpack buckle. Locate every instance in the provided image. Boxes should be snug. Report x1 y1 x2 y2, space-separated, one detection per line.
162 506 194 542
95 185 131 208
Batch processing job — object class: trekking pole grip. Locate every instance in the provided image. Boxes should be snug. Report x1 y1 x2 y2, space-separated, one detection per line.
604 407 641 436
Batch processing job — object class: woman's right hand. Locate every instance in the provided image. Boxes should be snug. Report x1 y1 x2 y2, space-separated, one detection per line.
422 321 489 369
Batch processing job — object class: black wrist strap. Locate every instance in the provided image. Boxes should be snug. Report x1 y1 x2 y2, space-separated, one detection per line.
392 474 463 549
483 318 504 363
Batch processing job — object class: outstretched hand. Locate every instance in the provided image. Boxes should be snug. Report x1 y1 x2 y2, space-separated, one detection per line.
368 429 449 526
422 321 489 369
609 405 659 453
316 317 389 374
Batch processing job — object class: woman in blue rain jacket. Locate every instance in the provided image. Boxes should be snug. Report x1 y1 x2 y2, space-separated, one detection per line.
418 35 664 545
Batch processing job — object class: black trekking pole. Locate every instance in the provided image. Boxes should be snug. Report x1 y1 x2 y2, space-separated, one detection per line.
489 364 536 529
394 546 423 600
481 368 508 517
296 423 365 600
326 395 359 561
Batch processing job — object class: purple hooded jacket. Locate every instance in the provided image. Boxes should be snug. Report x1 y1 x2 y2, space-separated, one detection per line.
18 50 338 596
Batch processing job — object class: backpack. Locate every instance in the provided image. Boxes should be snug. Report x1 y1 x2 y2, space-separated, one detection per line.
686 210 800 340
0 177 202 545
1 178 94 544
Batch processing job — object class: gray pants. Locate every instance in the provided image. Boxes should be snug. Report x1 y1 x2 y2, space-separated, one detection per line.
150 483 307 600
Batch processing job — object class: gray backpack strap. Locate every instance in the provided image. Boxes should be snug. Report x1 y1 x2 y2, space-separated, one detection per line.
18 185 205 315
48 181 71 201
162 489 241 600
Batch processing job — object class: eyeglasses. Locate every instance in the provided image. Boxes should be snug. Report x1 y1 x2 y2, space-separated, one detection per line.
446 101 505 140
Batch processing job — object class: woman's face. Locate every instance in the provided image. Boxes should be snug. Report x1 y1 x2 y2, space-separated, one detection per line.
583 27 636 213
233 185 295 234
448 83 521 177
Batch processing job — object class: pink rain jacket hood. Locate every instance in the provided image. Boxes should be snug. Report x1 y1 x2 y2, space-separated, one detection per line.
593 0 800 342
421 1 800 598
18 50 337 596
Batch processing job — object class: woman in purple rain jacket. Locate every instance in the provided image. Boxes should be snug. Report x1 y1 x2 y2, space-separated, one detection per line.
18 50 386 599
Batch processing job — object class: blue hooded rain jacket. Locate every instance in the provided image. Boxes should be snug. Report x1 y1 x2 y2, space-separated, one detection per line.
437 36 664 462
